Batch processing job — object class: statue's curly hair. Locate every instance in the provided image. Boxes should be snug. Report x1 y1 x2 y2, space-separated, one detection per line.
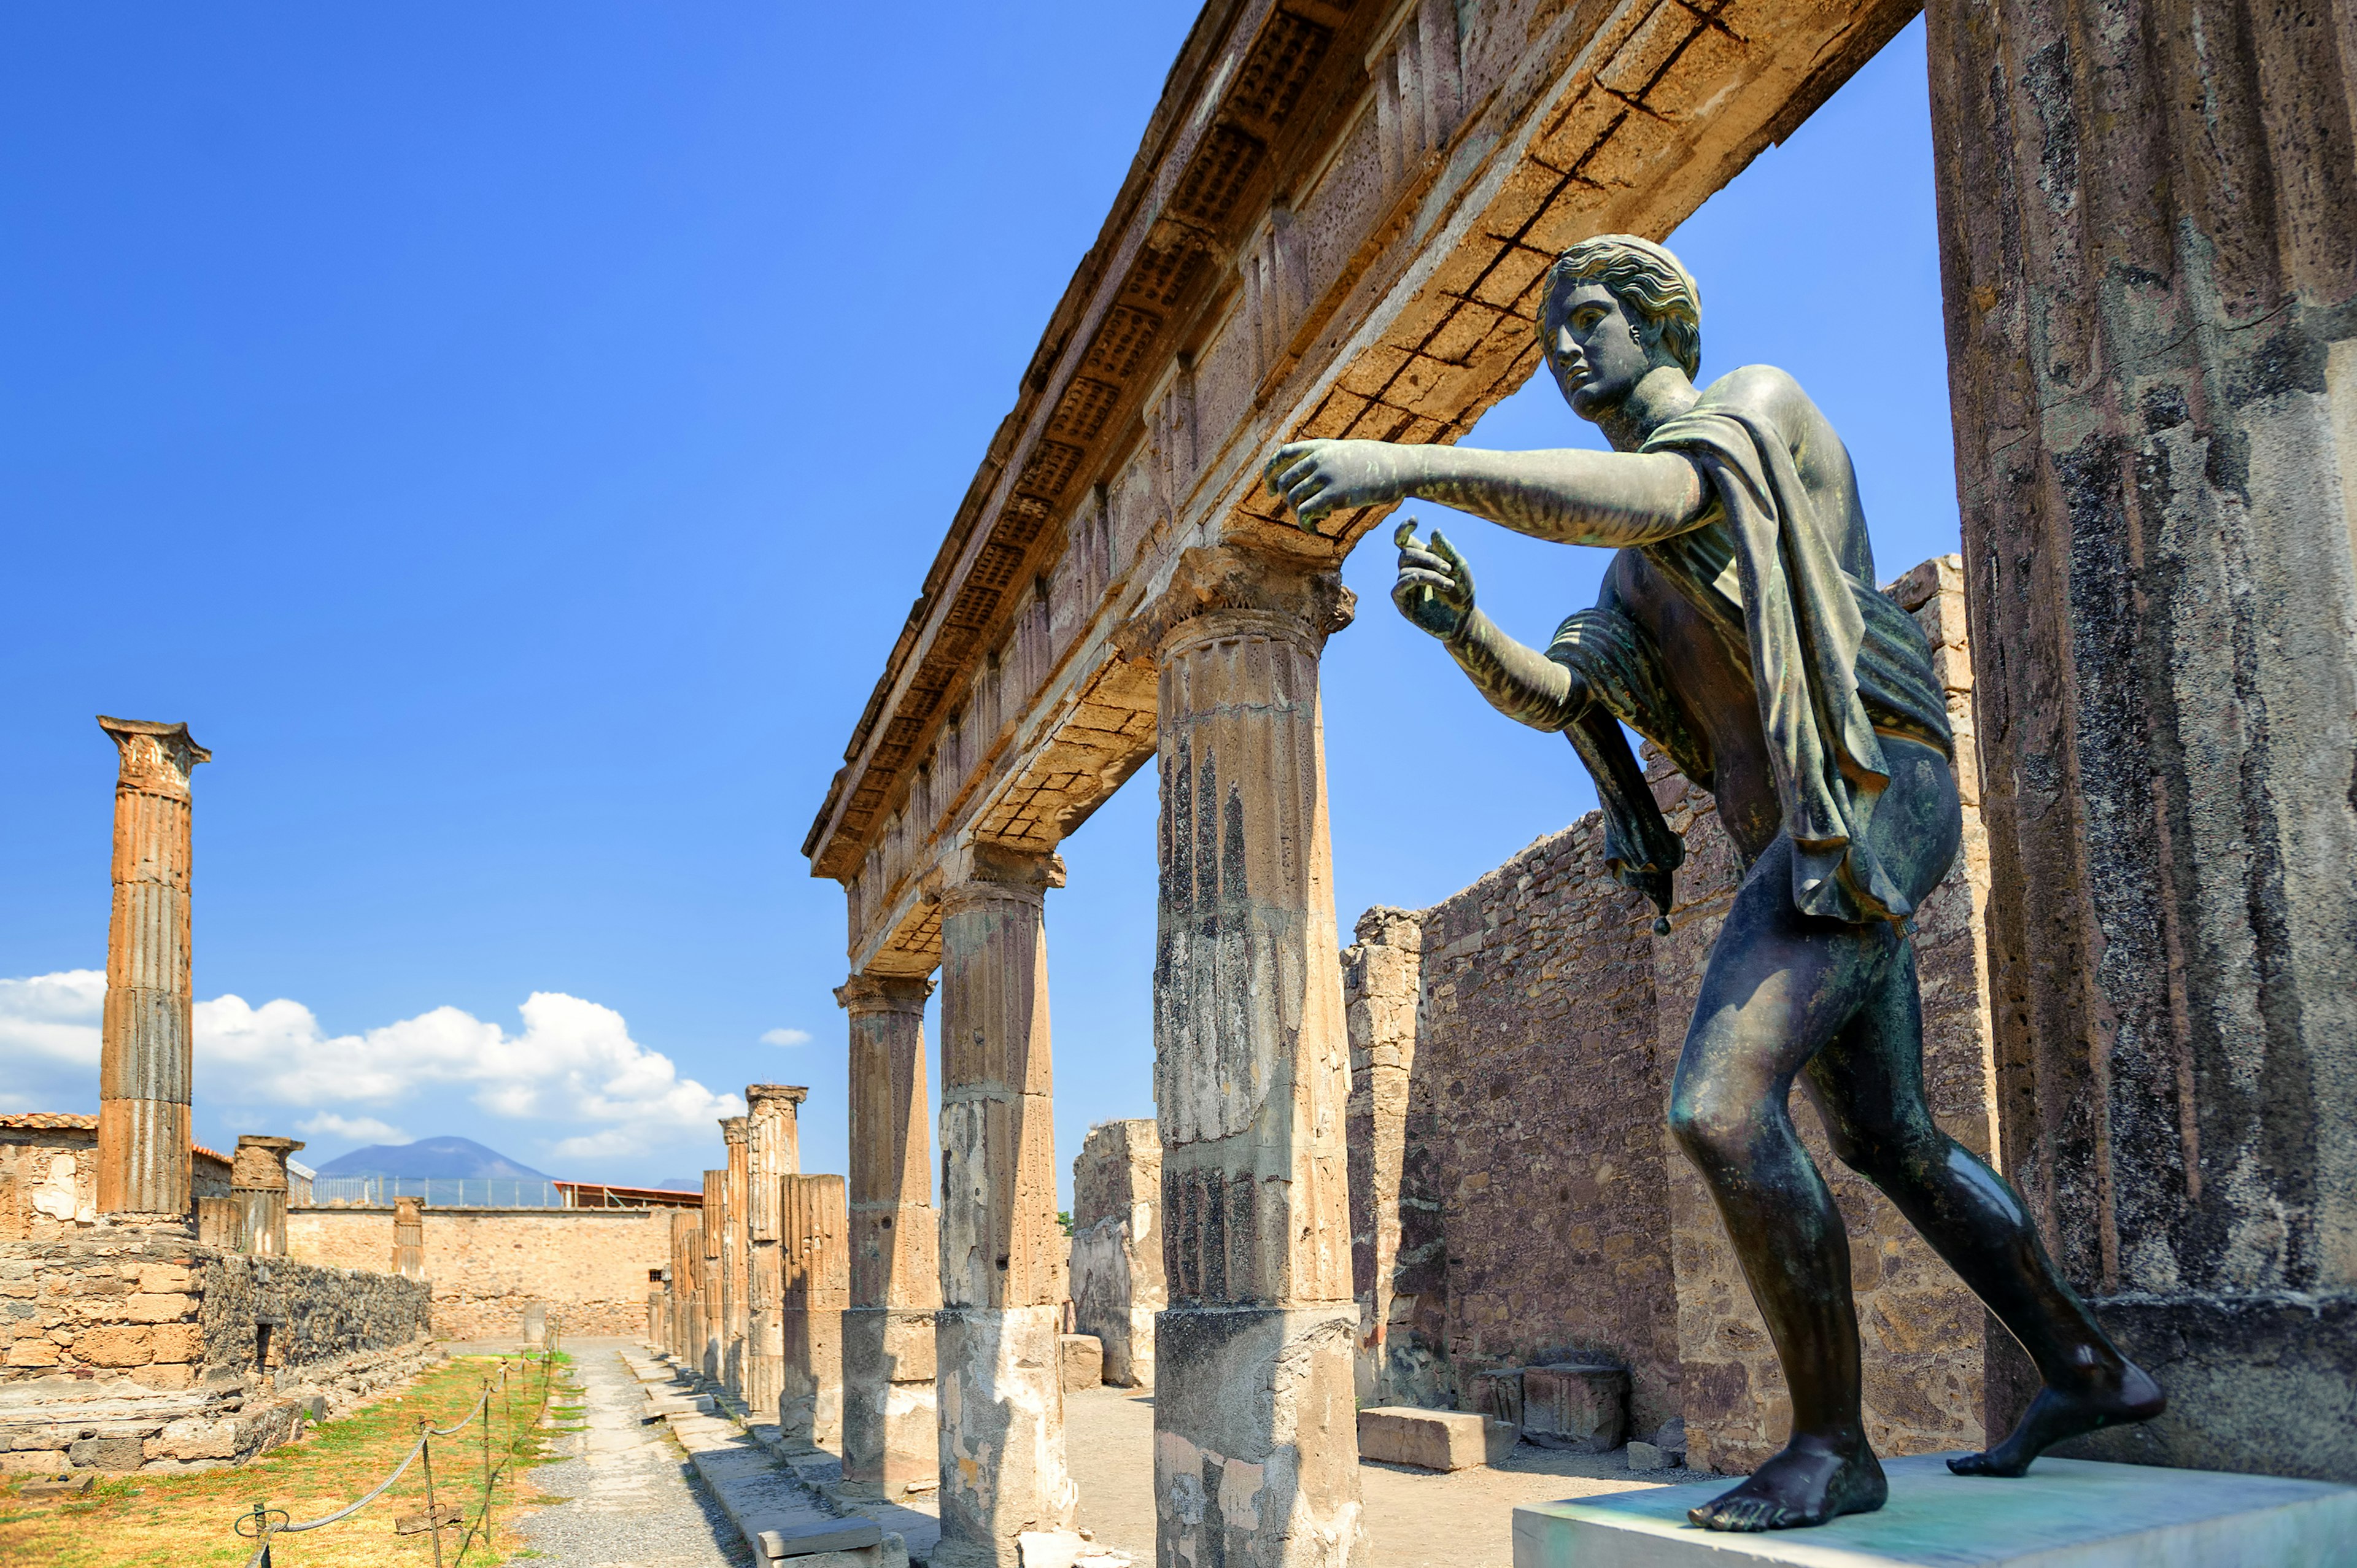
1544 234 1702 380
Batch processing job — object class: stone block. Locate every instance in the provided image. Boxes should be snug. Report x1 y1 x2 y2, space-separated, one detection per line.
74 1324 153 1367
841 1308 937 1498
1520 1362 1627 1453
758 1515 881 1558
1625 1440 1665 1470
1356 1407 1514 1471
1509 1455 2357 1566
1057 1334 1101 1392
147 1323 203 1363
5 1340 61 1367
125 1292 195 1323
136 1264 196 1294
153 1417 236 1461
67 1435 145 1471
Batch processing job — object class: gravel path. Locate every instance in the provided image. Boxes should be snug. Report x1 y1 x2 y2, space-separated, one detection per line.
511 1340 752 1567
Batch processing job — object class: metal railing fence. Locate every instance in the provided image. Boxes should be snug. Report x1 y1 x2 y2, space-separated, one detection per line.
306 1176 563 1209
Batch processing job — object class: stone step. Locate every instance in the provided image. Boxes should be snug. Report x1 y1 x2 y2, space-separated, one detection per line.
653 1400 907 1566
1355 1406 1517 1472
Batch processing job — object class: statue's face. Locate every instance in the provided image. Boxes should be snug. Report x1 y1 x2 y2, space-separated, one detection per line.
1542 280 1654 422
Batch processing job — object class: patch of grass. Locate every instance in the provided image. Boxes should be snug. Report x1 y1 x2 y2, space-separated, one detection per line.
0 1351 571 1568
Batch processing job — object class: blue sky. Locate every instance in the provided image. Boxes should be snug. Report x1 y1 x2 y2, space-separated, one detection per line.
0 6 1957 1203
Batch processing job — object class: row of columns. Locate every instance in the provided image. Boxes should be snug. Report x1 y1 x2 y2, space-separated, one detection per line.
809 544 1363 1568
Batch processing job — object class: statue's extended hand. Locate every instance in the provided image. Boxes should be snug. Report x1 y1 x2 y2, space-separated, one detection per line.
1391 519 1474 639
1264 439 1417 531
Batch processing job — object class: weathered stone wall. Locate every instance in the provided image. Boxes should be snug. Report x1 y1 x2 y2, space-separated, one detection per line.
1345 557 2002 1472
1 1224 432 1474
287 1205 670 1340
1067 1118 1163 1388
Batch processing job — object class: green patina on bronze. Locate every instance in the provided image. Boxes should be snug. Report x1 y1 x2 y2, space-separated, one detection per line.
1266 236 2163 1535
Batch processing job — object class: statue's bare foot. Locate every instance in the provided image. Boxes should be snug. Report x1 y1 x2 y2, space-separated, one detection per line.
1687 1437 1886 1532
1949 1361 2164 1478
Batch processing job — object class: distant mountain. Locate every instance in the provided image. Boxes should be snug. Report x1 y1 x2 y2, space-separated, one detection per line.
654 1176 702 1192
314 1136 550 1181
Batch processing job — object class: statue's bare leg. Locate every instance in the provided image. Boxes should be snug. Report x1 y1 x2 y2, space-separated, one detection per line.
1667 840 1897 1532
1803 944 2163 1478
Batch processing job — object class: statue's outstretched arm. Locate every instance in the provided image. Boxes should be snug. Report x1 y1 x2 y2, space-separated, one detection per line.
1268 438 1707 546
1391 522 1589 732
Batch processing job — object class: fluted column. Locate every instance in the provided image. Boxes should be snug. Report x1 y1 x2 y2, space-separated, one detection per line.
1117 544 1362 1567
702 1168 726 1381
393 1195 425 1279
780 1172 850 1450
231 1135 303 1256
721 1116 751 1401
96 716 211 1221
745 1084 808 1421
666 1207 697 1358
836 973 940 1500
934 845 1075 1568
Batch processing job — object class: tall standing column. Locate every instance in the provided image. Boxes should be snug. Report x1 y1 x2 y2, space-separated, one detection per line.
780 1173 850 1450
1926 0 2357 1480
231 1135 304 1256
836 973 941 1501
666 1207 698 1359
702 1168 727 1381
722 1116 751 1401
745 1085 808 1422
1118 544 1363 1567
96 716 211 1221
935 846 1076 1568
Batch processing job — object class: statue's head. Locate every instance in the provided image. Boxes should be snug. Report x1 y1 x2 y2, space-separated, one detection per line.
1539 234 1701 420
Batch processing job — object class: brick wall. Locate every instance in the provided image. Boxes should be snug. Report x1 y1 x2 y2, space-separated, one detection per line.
288 1206 670 1340
1344 555 2002 1473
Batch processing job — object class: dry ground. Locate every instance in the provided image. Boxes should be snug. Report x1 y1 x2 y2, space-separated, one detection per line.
0 1349 575 1568
1065 1383 1692 1568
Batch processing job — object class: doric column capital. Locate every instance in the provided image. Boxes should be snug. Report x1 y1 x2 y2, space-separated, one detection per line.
938 843 1064 916
721 1116 749 1146
98 716 211 799
1114 543 1355 666
231 1135 304 1191
746 1084 810 1110
834 972 935 1017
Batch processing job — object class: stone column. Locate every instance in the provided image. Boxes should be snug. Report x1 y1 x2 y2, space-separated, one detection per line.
1926 0 2357 1480
722 1117 752 1400
1118 544 1363 1566
231 1135 304 1257
780 1172 850 1450
836 973 941 1501
95 716 211 1221
935 845 1077 1567
745 1084 808 1423
702 1168 726 1381
393 1196 425 1280
667 1207 697 1359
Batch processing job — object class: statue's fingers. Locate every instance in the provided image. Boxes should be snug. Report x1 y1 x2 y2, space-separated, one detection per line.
1429 528 1475 594
1392 519 1420 550
1393 568 1454 593
1265 442 1312 489
1396 547 1451 576
1272 456 1325 499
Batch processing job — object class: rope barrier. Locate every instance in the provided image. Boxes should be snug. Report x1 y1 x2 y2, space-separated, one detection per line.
230 1319 565 1567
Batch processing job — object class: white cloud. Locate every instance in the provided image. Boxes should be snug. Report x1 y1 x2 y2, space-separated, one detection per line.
0 971 741 1162
0 970 106 1067
761 1027 812 1048
298 1112 409 1145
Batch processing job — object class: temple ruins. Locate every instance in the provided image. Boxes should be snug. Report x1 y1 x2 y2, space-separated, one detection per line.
790 0 2356 1562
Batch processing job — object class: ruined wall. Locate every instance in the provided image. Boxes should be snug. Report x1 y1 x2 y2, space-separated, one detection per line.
1 1225 432 1474
1344 557 2002 1471
1068 1118 1163 1388
288 1206 670 1340
0 1119 99 1240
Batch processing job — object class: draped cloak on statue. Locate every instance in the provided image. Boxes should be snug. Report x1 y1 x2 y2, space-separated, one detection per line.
1545 392 1953 929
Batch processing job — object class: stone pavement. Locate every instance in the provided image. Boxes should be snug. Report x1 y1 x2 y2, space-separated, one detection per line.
1062 1383 1687 1568
513 1337 753 1567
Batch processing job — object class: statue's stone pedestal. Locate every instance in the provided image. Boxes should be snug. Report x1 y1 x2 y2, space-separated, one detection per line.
1511 1454 2357 1566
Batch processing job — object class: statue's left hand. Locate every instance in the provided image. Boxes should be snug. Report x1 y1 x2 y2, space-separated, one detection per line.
1264 439 1418 531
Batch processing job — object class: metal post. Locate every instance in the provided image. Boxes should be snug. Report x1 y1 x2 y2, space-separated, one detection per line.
419 1423 443 1568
